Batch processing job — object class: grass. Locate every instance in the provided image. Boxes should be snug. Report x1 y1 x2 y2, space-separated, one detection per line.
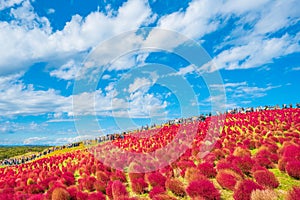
270 168 300 199
0 145 51 160
250 148 258 156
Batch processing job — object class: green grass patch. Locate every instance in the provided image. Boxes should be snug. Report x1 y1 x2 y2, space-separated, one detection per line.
0 145 51 160
250 148 258 156
270 168 300 199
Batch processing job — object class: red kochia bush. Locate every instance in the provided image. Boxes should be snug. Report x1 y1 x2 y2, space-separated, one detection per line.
84 176 97 191
278 157 293 172
233 180 263 200
197 162 217 178
27 194 45 200
131 178 148 194
26 184 44 194
185 167 207 183
216 160 244 178
112 180 128 199
96 171 110 182
216 170 240 191
149 186 165 199
152 194 177 200
176 160 197 176
94 180 106 193
286 186 300 200
51 187 70 200
232 156 255 174
253 170 279 188
88 192 106 200
76 191 89 200
147 172 167 188
61 173 75 186
166 178 186 197
128 172 145 182
111 170 127 182
106 181 113 200
282 144 300 159
285 161 300 179
186 180 220 200
67 186 78 199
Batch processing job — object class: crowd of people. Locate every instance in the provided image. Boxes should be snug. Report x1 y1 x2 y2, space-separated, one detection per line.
1 103 299 166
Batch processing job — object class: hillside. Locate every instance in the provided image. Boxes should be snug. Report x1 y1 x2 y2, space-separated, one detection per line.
0 108 300 200
0 146 51 161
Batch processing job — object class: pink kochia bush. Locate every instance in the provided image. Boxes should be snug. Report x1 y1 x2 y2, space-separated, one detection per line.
186 180 220 200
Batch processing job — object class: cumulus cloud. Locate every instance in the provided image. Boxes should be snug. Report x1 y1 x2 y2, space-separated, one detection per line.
0 74 72 116
73 80 167 119
23 136 48 145
47 8 55 14
50 60 80 80
202 81 281 109
158 0 300 72
292 67 300 71
128 77 151 93
204 34 300 72
0 0 24 10
0 0 153 75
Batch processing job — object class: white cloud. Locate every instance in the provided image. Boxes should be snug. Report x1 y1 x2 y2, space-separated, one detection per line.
47 8 55 14
202 34 300 72
0 0 24 10
157 0 221 39
0 71 167 118
171 64 196 76
128 77 151 93
73 80 167 119
233 85 281 98
292 67 300 71
231 83 281 99
0 74 72 116
50 60 80 80
210 82 247 91
46 118 75 123
0 121 23 133
201 81 281 110
23 136 48 145
251 0 300 35
54 135 93 145
0 0 153 75
157 0 272 39
102 74 111 80
157 0 300 72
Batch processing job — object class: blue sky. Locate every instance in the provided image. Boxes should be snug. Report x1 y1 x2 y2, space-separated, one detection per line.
0 0 299 145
